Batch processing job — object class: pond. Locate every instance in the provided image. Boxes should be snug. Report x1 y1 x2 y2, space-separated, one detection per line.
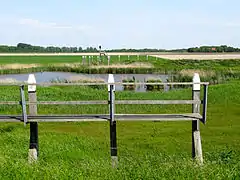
0 72 169 92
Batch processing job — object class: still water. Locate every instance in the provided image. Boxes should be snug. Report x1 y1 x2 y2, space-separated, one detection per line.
0 72 169 92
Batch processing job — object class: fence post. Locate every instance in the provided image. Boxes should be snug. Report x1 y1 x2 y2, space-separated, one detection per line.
108 74 117 167
192 73 203 164
28 74 38 163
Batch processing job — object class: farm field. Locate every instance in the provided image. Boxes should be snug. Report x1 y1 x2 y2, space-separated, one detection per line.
0 55 240 71
0 80 239 179
0 55 151 65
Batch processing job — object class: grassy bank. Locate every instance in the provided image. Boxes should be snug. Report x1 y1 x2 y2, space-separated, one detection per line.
0 55 240 74
0 81 239 179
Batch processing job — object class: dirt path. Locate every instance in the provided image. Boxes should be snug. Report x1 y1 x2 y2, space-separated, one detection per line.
0 52 240 60
151 54 240 60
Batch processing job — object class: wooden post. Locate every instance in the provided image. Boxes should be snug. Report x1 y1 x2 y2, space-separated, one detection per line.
108 74 118 167
28 74 38 163
118 55 120 62
192 73 203 164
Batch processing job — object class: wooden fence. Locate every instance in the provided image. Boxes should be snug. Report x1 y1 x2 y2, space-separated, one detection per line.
0 73 208 167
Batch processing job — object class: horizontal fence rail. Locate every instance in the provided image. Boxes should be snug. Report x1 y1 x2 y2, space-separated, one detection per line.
0 82 209 86
0 100 202 105
0 113 203 122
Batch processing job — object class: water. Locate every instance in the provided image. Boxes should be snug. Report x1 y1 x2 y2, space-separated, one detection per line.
0 72 169 92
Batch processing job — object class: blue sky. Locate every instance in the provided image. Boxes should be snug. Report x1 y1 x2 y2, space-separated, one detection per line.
0 0 240 49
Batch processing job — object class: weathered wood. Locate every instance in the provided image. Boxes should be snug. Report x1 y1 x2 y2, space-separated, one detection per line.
115 100 201 105
193 131 203 164
0 82 209 86
0 113 203 122
35 101 108 105
0 101 20 105
0 73 208 166
28 74 38 163
192 73 203 165
0 100 201 105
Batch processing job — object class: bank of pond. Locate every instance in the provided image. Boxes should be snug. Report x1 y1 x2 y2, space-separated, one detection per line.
0 71 239 92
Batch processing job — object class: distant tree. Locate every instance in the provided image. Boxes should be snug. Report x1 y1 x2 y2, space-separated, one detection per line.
17 43 32 49
78 47 83 52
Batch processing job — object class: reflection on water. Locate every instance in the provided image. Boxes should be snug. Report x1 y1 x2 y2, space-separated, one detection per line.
0 72 169 92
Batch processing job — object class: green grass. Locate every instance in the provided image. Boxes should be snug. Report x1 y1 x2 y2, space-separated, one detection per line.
1 55 240 71
0 55 150 65
0 56 84 64
0 81 240 179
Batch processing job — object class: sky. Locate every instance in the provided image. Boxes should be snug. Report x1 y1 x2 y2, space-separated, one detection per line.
0 0 240 49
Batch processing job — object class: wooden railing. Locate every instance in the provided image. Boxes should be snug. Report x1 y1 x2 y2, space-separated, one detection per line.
0 73 208 166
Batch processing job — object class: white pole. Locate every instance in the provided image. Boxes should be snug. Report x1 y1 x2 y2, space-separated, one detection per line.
193 73 200 91
28 74 36 92
108 74 117 167
28 74 38 163
108 74 115 91
192 73 203 165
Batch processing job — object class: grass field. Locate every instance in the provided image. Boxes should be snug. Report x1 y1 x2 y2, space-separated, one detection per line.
0 81 239 179
0 55 240 75
0 55 149 65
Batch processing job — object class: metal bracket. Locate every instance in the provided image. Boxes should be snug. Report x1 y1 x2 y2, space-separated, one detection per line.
201 84 208 124
20 85 28 126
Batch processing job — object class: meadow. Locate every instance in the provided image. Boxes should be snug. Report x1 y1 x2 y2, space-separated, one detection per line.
0 80 239 179
0 55 240 76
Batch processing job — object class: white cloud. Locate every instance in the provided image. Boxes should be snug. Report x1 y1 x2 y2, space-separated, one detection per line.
18 18 91 31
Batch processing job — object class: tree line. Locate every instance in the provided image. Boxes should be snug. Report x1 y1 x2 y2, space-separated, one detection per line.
0 43 98 53
187 45 240 53
0 43 239 53
0 43 187 53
